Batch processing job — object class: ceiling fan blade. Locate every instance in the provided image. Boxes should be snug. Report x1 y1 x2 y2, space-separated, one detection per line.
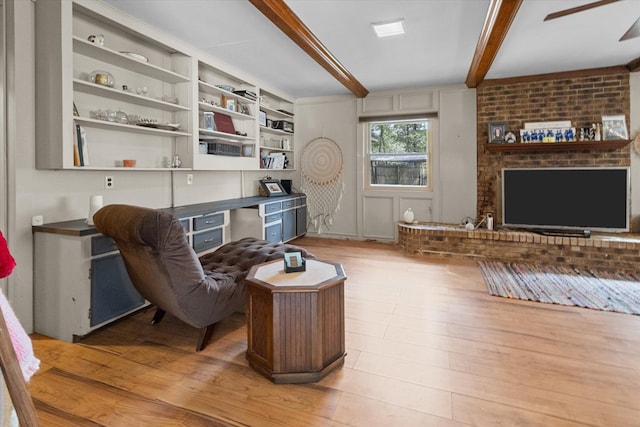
544 0 619 21
620 17 640 41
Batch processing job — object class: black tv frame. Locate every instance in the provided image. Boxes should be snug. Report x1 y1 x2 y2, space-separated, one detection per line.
501 167 630 234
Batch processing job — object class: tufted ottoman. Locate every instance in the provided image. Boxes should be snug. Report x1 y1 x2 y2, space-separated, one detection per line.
200 237 314 303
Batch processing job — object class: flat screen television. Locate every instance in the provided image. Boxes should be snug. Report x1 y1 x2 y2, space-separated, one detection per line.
501 167 629 233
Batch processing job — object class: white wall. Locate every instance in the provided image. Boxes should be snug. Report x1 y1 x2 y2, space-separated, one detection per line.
294 85 477 241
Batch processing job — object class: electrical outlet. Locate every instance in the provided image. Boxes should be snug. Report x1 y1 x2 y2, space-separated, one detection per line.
31 215 44 226
187 174 194 185
105 176 114 189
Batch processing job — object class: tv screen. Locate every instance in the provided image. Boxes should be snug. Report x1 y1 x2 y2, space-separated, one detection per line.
502 167 629 232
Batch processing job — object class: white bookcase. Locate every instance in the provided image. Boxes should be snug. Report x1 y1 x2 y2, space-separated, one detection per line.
35 0 297 172
258 89 295 170
192 61 259 170
36 0 194 170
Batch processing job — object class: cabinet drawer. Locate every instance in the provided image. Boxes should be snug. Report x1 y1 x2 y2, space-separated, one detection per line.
282 199 295 209
193 213 224 231
180 218 190 232
91 235 118 256
265 223 282 243
193 228 223 253
264 202 281 214
265 213 282 224
296 197 306 207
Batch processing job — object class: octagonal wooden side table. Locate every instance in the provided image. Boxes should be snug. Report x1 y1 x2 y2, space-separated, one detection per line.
245 258 346 384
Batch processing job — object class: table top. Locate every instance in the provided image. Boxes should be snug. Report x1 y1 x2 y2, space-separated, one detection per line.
32 193 306 236
248 258 346 290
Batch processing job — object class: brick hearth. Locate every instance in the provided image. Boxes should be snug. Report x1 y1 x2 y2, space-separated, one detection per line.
397 223 640 273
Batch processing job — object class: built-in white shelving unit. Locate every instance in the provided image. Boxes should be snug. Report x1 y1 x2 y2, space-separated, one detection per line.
35 0 297 172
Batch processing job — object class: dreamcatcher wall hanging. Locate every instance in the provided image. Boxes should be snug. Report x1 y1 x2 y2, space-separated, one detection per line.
301 137 345 234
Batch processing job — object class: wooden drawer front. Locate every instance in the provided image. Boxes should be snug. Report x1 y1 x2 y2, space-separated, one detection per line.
193 213 224 231
91 235 118 256
282 199 295 209
264 202 281 214
193 228 223 253
180 218 190 232
265 213 282 224
296 197 306 207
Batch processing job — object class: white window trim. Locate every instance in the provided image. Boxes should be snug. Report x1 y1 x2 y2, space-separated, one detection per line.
364 119 433 191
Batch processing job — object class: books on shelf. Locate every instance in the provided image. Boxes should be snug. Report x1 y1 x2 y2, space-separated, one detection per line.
261 152 286 169
74 123 89 166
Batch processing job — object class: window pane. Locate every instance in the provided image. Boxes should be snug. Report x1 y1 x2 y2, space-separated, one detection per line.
368 120 429 187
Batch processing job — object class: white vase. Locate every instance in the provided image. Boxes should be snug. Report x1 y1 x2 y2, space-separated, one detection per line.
86 195 103 225
403 208 415 224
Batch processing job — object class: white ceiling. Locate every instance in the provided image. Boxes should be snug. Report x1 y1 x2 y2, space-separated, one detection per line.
102 0 640 99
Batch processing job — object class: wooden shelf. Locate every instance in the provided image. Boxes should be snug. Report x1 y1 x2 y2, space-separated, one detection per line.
485 140 630 153
198 102 254 120
74 79 191 112
73 36 191 84
75 117 191 137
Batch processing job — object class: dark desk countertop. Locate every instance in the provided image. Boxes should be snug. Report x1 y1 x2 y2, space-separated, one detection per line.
33 193 305 236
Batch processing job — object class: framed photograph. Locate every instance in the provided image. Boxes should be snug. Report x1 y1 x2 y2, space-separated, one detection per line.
284 251 306 273
259 179 286 197
505 131 517 143
259 110 267 127
488 122 506 143
222 95 237 112
601 115 628 140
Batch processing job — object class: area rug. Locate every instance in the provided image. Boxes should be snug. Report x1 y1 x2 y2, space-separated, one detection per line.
477 261 640 315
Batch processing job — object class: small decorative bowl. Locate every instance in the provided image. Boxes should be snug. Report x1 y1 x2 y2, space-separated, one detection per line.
89 70 114 88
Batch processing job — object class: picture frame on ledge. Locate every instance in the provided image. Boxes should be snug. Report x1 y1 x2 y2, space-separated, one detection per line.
601 115 628 141
488 122 506 143
222 96 237 112
259 179 287 197
259 110 267 127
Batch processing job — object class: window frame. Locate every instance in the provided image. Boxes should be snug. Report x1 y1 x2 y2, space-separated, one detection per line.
364 117 433 191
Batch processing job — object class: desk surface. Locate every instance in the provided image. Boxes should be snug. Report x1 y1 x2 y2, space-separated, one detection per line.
33 193 305 236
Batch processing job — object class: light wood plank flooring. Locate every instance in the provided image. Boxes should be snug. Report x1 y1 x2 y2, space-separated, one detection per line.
28 237 640 426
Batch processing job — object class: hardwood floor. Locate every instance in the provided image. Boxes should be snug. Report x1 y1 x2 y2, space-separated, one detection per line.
28 237 640 426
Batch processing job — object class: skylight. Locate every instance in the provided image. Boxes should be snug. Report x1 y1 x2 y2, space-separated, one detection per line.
372 19 405 38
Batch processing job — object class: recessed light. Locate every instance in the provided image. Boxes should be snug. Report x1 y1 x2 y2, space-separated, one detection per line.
372 19 405 38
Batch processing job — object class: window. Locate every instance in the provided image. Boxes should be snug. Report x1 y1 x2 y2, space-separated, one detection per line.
366 118 431 189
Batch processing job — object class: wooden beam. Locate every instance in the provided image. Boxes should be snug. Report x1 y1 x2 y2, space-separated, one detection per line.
249 0 369 98
544 0 619 21
465 0 523 88
626 56 640 72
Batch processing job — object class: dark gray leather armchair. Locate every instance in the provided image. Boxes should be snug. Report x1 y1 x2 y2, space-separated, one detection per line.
93 204 312 351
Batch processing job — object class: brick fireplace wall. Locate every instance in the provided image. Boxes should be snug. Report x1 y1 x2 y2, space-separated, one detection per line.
476 67 630 224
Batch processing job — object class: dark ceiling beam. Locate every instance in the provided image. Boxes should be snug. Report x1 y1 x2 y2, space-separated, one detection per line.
465 0 523 88
249 0 369 98
626 56 640 72
544 0 619 21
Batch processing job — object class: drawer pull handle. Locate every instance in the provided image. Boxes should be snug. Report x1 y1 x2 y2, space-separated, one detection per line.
204 238 214 243
204 220 217 224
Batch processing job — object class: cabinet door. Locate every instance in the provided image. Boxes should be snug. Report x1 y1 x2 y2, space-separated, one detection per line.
90 254 145 327
282 209 296 242
296 205 308 236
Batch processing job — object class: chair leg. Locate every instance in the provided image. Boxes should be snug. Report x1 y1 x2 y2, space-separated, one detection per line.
196 323 217 352
150 307 166 325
